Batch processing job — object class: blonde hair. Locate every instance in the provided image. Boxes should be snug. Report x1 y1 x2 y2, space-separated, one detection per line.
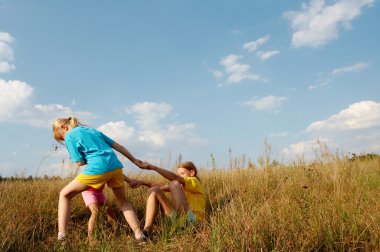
52 116 82 142
178 161 199 179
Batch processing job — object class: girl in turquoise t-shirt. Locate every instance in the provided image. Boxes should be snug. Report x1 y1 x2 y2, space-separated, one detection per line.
52 116 146 242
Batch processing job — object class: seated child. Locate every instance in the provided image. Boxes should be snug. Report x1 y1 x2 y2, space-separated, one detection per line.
126 161 206 237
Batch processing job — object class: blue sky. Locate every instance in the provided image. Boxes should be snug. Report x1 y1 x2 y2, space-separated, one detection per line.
0 0 379 177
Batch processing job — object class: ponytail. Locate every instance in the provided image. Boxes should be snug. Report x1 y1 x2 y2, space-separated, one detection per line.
67 116 81 130
52 116 82 142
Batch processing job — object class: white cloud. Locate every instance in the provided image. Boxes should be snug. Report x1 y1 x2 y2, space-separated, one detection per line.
24 104 73 128
243 35 280 61
243 35 270 52
307 100 380 132
283 100 380 161
0 61 15 72
22 104 96 128
220 54 262 84
0 80 34 119
34 104 72 115
126 102 172 130
308 80 330 91
0 32 15 73
0 41 13 60
165 123 195 140
308 62 368 92
209 69 224 78
136 124 206 147
350 132 380 153
282 137 336 160
331 62 369 75
257 50 280 60
125 102 206 147
98 121 135 143
138 130 166 146
0 79 96 127
165 123 207 145
285 0 374 48
138 123 207 147
0 32 14 43
240 95 288 111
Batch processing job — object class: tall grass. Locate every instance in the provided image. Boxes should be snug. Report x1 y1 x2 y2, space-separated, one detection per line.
1 157 380 251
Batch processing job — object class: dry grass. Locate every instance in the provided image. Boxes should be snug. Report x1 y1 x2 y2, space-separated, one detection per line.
1 157 380 251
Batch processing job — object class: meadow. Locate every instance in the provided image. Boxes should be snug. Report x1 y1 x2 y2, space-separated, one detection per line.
1 153 380 251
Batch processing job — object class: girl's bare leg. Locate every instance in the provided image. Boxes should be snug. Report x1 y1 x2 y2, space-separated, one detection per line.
58 180 88 238
111 186 142 238
144 186 173 233
87 203 100 242
169 180 189 214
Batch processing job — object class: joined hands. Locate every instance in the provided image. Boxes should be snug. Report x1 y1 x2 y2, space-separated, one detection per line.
128 180 143 189
138 161 153 170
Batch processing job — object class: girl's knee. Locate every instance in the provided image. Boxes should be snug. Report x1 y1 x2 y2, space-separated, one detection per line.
148 186 162 195
90 210 99 219
59 188 71 199
169 180 181 189
88 204 100 214
118 202 133 212
59 186 80 200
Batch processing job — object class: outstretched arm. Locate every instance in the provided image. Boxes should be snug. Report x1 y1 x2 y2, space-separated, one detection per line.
132 180 166 188
142 162 185 185
112 142 142 166
124 174 165 189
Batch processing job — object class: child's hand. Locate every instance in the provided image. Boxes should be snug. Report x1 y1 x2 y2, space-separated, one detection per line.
129 180 143 189
139 162 152 170
133 158 143 167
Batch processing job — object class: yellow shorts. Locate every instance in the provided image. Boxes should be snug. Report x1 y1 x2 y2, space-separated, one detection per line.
75 168 124 189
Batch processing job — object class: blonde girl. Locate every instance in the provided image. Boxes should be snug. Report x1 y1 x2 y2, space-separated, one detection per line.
128 161 206 237
52 116 146 242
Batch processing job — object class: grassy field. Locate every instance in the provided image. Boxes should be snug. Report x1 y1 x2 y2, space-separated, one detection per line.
1 156 380 251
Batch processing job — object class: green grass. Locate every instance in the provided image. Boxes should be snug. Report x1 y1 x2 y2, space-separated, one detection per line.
1 157 380 251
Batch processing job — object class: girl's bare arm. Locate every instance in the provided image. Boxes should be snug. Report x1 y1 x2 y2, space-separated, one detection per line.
143 163 185 185
112 142 142 166
124 174 165 188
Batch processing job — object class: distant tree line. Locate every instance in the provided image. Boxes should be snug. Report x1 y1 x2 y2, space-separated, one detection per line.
349 153 380 161
0 175 63 182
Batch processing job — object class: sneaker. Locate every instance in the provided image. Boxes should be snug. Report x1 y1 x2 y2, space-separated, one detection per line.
142 229 151 240
57 232 66 240
135 231 148 245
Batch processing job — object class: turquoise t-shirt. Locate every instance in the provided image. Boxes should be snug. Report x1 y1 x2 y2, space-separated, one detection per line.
64 126 123 175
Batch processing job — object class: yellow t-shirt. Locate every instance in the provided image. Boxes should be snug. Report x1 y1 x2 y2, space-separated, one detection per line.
183 177 206 220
